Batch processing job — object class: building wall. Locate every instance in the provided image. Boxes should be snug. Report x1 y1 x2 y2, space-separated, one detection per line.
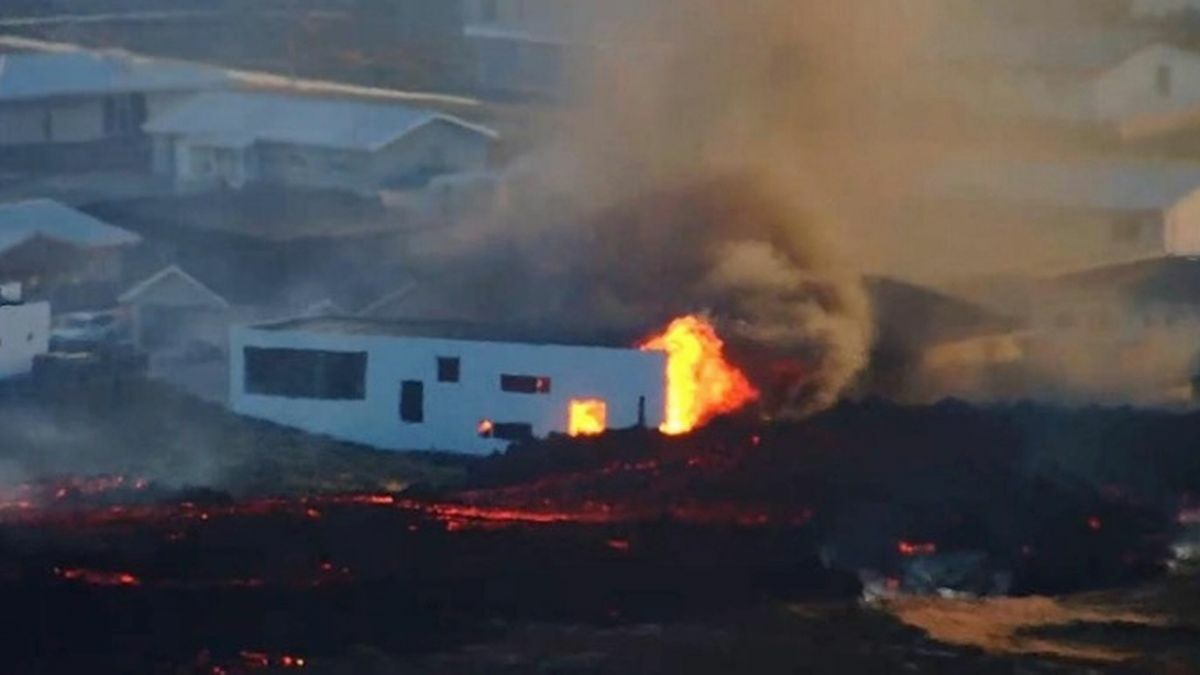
0 302 50 379
1093 45 1200 122
0 90 184 148
0 99 102 145
229 327 667 454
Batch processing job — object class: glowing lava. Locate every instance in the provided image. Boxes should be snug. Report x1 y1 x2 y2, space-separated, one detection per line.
640 315 758 435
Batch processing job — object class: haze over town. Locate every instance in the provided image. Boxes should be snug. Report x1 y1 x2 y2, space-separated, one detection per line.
3 1 1200 673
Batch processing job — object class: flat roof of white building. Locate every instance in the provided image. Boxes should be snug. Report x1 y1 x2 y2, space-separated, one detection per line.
250 316 642 350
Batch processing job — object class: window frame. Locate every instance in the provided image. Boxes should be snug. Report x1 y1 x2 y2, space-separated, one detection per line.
500 373 551 394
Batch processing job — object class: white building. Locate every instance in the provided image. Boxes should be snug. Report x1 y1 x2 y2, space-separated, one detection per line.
229 317 666 454
0 284 50 379
0 50 229 148
923 158 1200 273
143 91 497 195
0 199 142 294
1093 44 1200 123
119 265 231 354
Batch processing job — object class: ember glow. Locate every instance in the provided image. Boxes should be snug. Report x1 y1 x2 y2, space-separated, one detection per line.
640 315 758 435
54 567 141 587
568 399 607 437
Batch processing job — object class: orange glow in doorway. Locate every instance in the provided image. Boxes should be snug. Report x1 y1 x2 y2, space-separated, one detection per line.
568 399 608 437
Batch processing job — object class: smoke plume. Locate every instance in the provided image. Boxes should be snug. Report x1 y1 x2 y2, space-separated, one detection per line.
419 1 895 417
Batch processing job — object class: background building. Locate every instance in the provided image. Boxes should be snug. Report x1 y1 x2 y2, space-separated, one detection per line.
143 91 497 195
0 50 230 170
0 198 142 306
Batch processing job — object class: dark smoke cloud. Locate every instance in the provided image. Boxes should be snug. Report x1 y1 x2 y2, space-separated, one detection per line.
414 1 880 416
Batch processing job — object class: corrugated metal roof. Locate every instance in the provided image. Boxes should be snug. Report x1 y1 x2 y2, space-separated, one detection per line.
0 50 230 101
144 91 498 152
925 160 1200 211
0 199 141 254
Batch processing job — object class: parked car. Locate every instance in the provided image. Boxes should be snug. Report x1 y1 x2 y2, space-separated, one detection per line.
50 311 128 353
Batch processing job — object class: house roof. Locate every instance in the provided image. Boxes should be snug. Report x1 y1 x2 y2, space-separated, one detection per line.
143 91 498 152
1052 256 1200 306
869 277 1021 348
0 50 230 101
924 159 1200 212
118 265 230 309
250 315 645 350
0 199 141 254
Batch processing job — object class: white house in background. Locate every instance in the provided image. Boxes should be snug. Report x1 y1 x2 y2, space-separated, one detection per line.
923 159 1200 272
0 283 50 379
1130 0 1200 18
922 21 1200 126
229 316 666 454
143 91 497 195
0 50 230 148
1093 44 1200 123
0 199 142 293
118 265 230 354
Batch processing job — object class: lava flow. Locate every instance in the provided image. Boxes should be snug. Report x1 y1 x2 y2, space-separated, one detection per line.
640 315 759 435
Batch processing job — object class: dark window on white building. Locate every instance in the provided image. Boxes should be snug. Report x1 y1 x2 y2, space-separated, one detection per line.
400 380 424 423
437 357 460 382
244 347 366 399
500 374 551 394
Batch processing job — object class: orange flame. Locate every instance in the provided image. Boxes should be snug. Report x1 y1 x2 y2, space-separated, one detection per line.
639 315 758 435
568 399 608 437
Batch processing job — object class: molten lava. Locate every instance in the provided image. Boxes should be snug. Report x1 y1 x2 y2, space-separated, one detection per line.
640 315 758 435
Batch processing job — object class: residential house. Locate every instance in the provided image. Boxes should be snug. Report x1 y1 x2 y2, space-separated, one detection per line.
0 199 142 305
229 316 666 454
0 50 230 169
1026 257 1200 404
142 91 497 196
922 159 1200 273
118 265 231 355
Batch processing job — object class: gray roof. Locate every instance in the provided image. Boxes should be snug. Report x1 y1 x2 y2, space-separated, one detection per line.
0 51 231 101
925 160 1200 211
0 199 141 254
251 316 642 350
144 91 498 152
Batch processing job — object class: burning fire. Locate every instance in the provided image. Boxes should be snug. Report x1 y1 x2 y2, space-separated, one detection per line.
568 399 608 437
640 315 758 435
